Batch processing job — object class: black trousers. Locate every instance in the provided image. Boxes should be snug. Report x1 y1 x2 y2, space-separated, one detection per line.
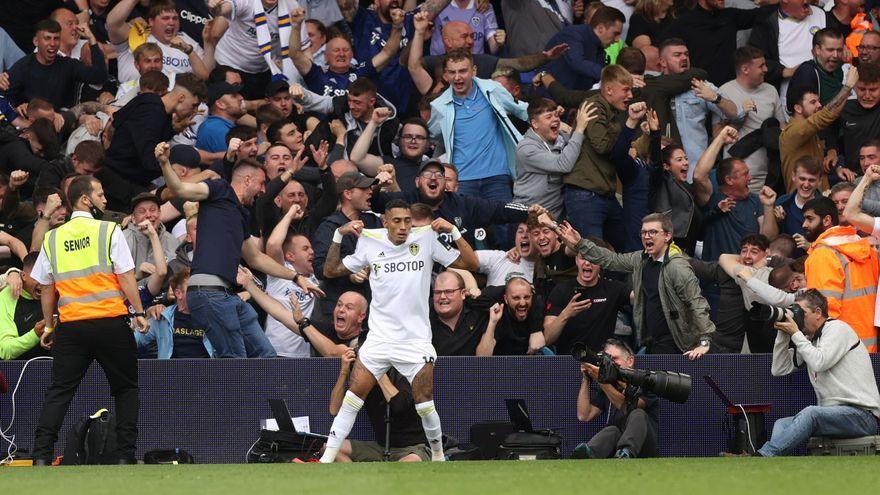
586 409 658 458
33 317 139 461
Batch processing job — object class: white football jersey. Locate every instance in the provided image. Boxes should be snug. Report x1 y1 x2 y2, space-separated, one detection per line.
342 225 459 343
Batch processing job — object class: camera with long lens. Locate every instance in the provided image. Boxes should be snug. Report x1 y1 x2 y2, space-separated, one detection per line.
571 343 692 404
750 302 805 330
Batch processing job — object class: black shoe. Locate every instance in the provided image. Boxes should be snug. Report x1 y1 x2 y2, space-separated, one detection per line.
32 458 51 466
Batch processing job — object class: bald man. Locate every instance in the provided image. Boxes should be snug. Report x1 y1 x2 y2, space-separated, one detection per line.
420 20 568 81
475 277 547 356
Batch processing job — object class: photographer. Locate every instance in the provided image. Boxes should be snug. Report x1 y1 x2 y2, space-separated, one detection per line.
323 350 430 462
573 339 659 459
757 290 880 456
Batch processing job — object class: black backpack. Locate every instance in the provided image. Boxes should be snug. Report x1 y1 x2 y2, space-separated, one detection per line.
61 409 118 465
246 429 325 463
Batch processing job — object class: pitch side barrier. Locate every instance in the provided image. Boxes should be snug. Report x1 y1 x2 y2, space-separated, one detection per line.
3 354 877 463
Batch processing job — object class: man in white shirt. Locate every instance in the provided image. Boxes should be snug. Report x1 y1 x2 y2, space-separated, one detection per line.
210 0 303 98
319 199 481 463
714 46 788 192
264 204 319 357
107 0 216 83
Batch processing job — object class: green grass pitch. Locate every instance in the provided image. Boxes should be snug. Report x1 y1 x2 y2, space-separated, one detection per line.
3 457 877 494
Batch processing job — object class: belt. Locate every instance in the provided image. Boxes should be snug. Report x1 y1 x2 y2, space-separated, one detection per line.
189 285 234 293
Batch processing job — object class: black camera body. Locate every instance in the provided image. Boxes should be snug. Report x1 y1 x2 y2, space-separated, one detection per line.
751 302 805 330
572 343 692 404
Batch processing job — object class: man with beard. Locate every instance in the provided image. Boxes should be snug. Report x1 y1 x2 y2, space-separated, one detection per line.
803 196 879 352
196 81 246 153
156 143 324 358
372 159 531 249
780 66 859 191
476 277 547 356
857 31 880 66
312 171 384 320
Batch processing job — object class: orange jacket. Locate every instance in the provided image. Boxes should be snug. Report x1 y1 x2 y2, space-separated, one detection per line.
847 13 873 58
806 225 879 352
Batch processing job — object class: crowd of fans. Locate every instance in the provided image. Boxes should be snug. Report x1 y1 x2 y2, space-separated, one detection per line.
2 0 880 364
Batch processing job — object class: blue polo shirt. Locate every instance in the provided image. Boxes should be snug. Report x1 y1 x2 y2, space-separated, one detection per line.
190 179 250 284
451 83 508 181
303 60 377 97
701 190 762 262
775 190 819 236
195 115 234 153
351 7 416 113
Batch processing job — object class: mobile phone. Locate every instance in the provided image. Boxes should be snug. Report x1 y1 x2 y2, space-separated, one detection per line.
574 286 590 301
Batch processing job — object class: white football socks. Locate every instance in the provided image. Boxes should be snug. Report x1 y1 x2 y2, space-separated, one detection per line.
319 391 364 463
416 400 445 461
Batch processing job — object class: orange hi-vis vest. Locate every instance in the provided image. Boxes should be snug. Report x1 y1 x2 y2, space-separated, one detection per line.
847 13 873 58
43 216 127 323
806 225 879 352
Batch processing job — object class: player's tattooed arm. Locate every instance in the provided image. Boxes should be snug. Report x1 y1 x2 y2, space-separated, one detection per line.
323 221 363 278
323 242 352 278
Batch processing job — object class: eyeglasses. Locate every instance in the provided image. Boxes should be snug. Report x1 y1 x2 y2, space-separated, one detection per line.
859 45 880 52
402 134 427 142
640 229 665 238
432 288 463 297
420 171 445 179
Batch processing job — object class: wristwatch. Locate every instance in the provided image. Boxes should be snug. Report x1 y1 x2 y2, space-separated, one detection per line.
296 317 312 329
699 339 711 348
712 93 723 104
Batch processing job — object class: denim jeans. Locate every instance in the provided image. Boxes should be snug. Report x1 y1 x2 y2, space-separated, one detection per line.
564 187 627 252
758 405 878 456
187 288 277 358
457 174 514 249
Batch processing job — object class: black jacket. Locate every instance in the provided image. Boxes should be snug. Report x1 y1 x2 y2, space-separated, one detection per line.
748 9 784 88
104 93 173 187
372 190 530 248
666 5 775 85
312 210 382 316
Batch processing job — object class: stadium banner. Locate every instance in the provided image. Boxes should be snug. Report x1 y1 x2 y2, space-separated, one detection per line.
3 355 877 463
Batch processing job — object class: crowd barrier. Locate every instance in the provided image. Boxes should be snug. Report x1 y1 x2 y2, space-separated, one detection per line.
3 355 879 463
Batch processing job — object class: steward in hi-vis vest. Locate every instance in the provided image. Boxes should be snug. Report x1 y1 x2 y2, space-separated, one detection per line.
29 176 149 465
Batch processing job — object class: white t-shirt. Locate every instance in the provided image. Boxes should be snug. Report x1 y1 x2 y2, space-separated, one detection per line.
778 7 825 69
714 80 787 193
477 250 535 287
215 0 280 74
115 33 204 84
342 226 460 343
265 265 317 358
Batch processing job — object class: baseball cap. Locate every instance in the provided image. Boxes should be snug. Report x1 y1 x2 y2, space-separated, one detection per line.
265 79 290 98
206 81 243 107
418 158 445 174
169 144 201 169
131 192 162 210
337 171 378 191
